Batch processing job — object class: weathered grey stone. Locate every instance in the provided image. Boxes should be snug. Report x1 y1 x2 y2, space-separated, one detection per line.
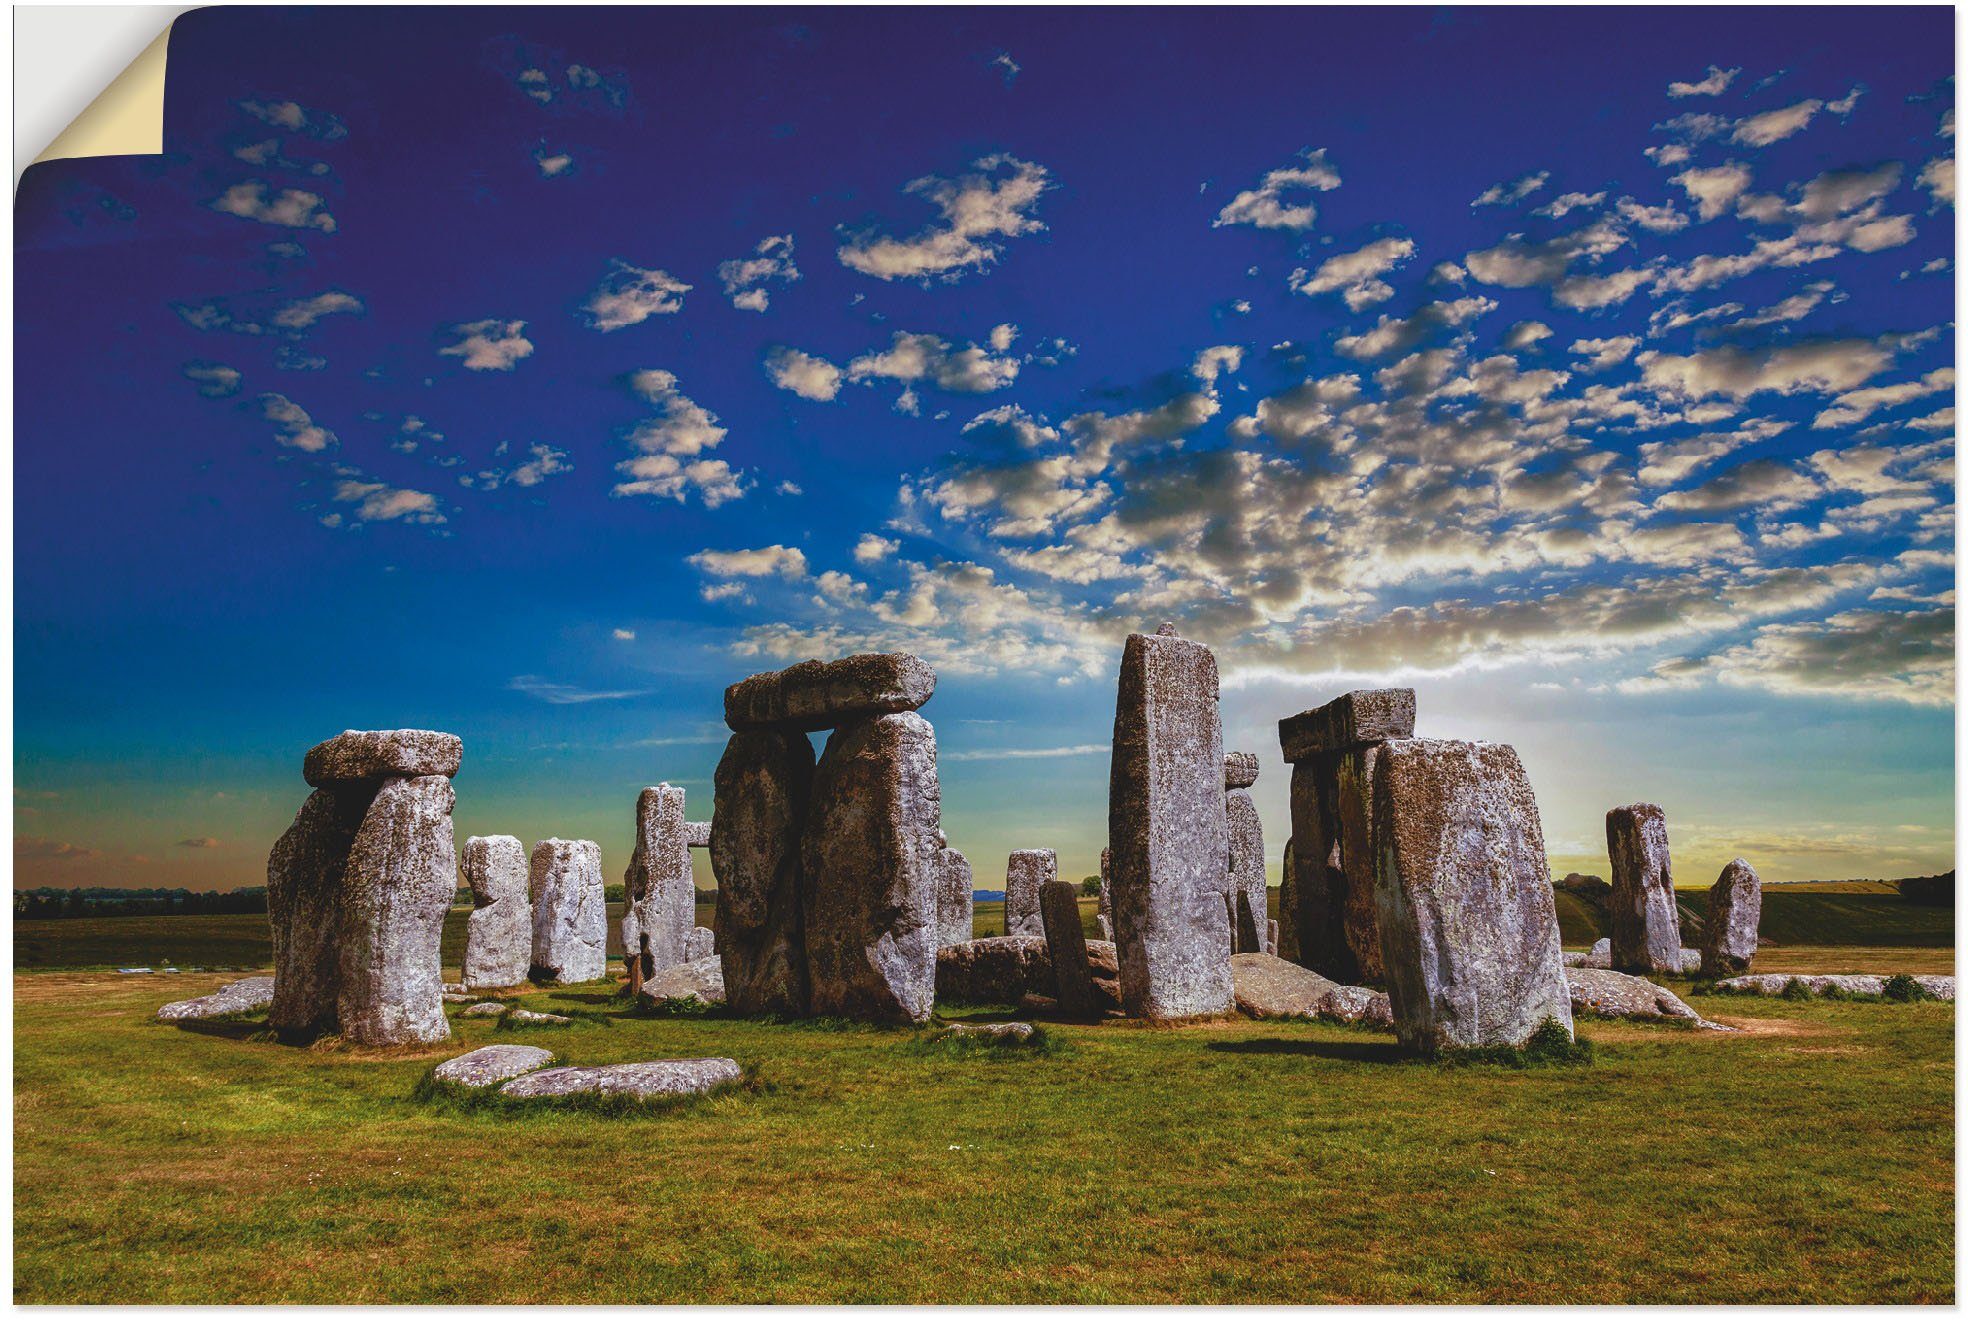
1226 786 1266 954
1584 936 1612 968
724 653 935 732
685 821 711 849
267 786 370 1038
1276 838 1299 962
1703 858 1762 978
637 954 726 1006
156 976 275 1022
1566 968 1705 1023
1606 803 1681 976
462 835 531 991
432 1043 554 1087
461 1001 509 1017
1096 847 1113 940
622 785 693 982
1223 751 1260 790
686 926 715 962
936 845 975 947
1108 626 1233 1020
801 710 941 1024
935 935 1053 1004
711 728 815 1016
499 1057 742 1099
1332 746 1385 983
529 838 607 986
1373 739 1573 1056
1277 689 1415 763
336 775 455 1046
442 981 465 994
1230 952 1339 1018
1267 919 1279 956
1318 983 1394 1027
1003 849 1055 937
1039 878 1100 1017
1283 757 1350 979
303 729 462 787
442 992 473 1004
1714 973 1955 1000
941 1021 1034 1042
506 1008 572 1025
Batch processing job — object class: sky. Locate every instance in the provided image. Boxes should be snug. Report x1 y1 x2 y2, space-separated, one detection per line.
13 6 1957 895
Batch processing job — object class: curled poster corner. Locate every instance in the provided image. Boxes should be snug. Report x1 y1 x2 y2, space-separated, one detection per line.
30 16 177 169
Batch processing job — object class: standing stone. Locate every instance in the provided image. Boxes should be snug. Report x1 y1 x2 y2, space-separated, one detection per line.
622 785 693 981
1004 849 1055 938
462 835 531 991
1702 858 1762 978
1606 803 1681 976
1096 848 1114 940
1108 625 1233 1020
1277 838 1298 962
266 786 371 1038
1372 739 1573 1056
1332 746 1385 982
336 775 456 1046
1225 754 1266 955
1040 878 1100 1018
529 838 607 985
936 841 975 947
1267 919 1279 955
1284 757 1351 979
711 728 815 1016
800 711 941 1023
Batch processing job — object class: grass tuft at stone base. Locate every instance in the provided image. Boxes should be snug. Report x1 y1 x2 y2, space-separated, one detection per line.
1432 1019 1594 1069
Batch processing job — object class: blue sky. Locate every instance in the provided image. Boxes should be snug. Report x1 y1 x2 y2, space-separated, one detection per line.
14 6 1956 893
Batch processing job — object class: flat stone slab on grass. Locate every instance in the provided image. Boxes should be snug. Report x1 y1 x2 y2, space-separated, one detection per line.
506 1009 573 1025
156 976 275 1022
498 1057 742 1100
433 1043 555 1087
1715 973 1955 1001
1229 953 1392 1026
637 956 726 1006
940 1021 1034 1042
303 729 463 786
461 1001 510 1017
1567 968 1706 1023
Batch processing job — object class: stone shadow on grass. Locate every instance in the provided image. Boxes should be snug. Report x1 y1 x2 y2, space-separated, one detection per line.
1206 1037 1408 1064
167 1016 272 1043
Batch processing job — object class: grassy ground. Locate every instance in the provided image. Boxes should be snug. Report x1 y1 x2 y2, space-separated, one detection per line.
12 963 1952 1303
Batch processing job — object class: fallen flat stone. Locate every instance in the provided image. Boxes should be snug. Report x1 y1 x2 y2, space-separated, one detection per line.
941 1021 1034 1042
936 935 1054 1005
498 1057 742 1100
442 981 465 993
119 968 154 975
685 821 711 848
303 729 462 787
506 1009 573 1025
725 653 936 733
1003 849 1055 938
1567 968 1704 1023
433 1043 555 1087
1223 751 1260 790
442 992 473 1004
156 976 275 1022
622 786 693 981
1230 952 1339 1018
462 1001 509 1017
530 838 607 985
1108 625 1233 1020
1703 858 1762 979
711 728 815 1016
638 955 726 1006
1318 983 1394 1027
267 785 371 1039
935 844 975 948
462 835 531 991
1040 878 1101 1018
1607 803 1681 976
1714 973 1955 1000
1278 689 1415 764
336 775 455 1046
1373 739 1574 1055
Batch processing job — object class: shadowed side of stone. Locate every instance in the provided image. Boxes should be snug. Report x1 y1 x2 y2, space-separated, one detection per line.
1277 689 1415 764
267 786 372 1038
712 728 815 1016
1040 878 1101 1017
1606 803 1681 976
935 843 975 948
1226 779 1266 953
1702 857 1762 978
724 653 935 733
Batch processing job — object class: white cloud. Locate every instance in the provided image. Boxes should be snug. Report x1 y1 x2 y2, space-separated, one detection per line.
208 181 335 231
612 628 636 641
1673 162 1753 220
1501 321 1553 351
1191 345 1244 384
1918 156 1954 208
1472 170 1549 208
508 675 651 704
1641 606 1952 706
259 393 335 451
239 99 346 139
582 260 691 331
1668 65 1740 98
183 362 241 397
614 371 746 506
1334 297 1496 359
271 290 363 330
1615 197 1689 233
1636 337 1900 400
535 150 574 177
1214 148 1342 231
846 330 1019 394
439 319 534 371
764 347 843 401
1289 236 1415 309
332 478 444 524
838 154 1052 281
853 534 899 564
718 235 800 311
688 545 809 579
461 443 572 490
1535 191 1605 219
1732 99 1823 147
1812 367 1954 429
1569 336 1640 371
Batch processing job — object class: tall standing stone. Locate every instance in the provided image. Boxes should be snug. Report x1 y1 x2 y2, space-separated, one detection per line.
1702 857 1762 978
530 838 606 985
711 728 815 1015
1040 878 1100 1017
1606 803 1681 976
1225 753 1266 955
622 785 693 980
1276 837 1299 962
1004 849 1055 938
336 775 456 1045
800 711 941 1023
266 786 371 1038
935 838 975 947
462 834 531 990
1372 739 1573 1056
1108 625 1233 1020
1096 847 1114 939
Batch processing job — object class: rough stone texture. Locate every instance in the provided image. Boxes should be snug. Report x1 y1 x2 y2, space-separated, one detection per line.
686 926 715 962
801 710 941 1024
725 653 935 733
507 1009 572 1025
711 729 815 1017
637 955 726 1006
1276 838 1299 963
1284 758 1349 979
1319 984 1395 1027
1003 849 1055 938
685 821 711 849
157 976 275 1022
1372 739 1573 1056
529 838 607 985
336 775 456 1046
621 785 693 981
936 935 1053 1004
1332 747 1386 983
1230 952 1339 1018
303 729 462 788
1584 936 1612 967
1715 973 1955 1000
1108 626 1233 1020
1040 878 1101 1017
1703 858 1762 978
442 992 473 1004
499 1057 742 1100
1096 848 1113 940
1267 919 1279 956
936 845 975 947
462 835 531 991
1223 751 1260 790
1278 689 1416 763
1606 803 1681 976
1226 787 1266 955
433 1043 554 1087
462 1001 509 1017
267 786 371 1038
942 1021 1034 1042
1566 968 1706 1022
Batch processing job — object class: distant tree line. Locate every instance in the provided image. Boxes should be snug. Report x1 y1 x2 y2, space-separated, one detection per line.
13 887 269 920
